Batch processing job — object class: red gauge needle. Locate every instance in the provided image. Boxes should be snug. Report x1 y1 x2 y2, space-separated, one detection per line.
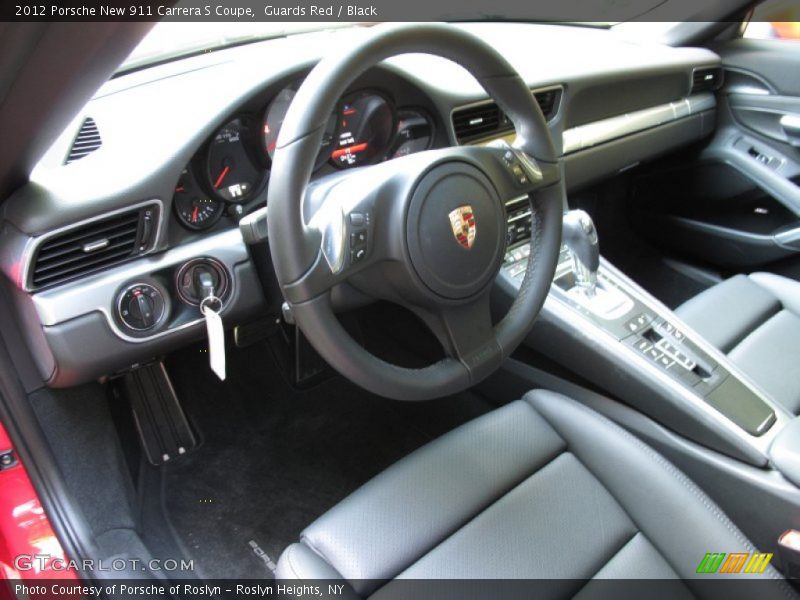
331 142 368 160
213 165 230 189
191 207 199 223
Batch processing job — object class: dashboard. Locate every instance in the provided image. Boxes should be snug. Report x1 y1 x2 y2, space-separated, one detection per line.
0 22 721 388
172 81 435 231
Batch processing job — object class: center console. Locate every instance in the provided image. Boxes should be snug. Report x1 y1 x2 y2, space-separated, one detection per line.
496 199 793 466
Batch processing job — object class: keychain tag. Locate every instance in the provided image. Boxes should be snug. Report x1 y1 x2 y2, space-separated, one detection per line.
200 297 226 381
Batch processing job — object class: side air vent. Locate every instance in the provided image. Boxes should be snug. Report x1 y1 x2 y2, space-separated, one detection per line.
692 67 724 93
65 117 102 164
452 87 562 144
30 205 158 289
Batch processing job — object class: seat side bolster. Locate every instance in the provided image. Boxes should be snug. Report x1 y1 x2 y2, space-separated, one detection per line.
524 390 791 599
297 399 565 595
728 310 800 414
276 542 343 579
749 272 800 316
675 274 780 352
275 543 360 597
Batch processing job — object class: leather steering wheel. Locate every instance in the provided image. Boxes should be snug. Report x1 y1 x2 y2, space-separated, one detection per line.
267 23 564 400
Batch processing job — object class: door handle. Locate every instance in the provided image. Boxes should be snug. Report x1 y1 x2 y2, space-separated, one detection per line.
780 114 800 146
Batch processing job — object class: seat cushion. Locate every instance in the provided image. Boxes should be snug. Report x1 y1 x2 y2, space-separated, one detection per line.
677 272 800 413
276 391 790 599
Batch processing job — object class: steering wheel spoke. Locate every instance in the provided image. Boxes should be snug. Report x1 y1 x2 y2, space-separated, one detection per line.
282 165 401 304
414 293 503 383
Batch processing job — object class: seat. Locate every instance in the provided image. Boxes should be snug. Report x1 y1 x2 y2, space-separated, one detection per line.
276 391 790 598
676 272 800 414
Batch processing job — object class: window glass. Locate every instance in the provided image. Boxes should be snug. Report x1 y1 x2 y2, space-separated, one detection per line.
745 0 800 40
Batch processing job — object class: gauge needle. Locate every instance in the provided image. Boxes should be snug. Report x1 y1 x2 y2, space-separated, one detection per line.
213 165 230 189
331 142 368 159
191 207 199 223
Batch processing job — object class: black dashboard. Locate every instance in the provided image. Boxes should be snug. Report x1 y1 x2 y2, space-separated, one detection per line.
0 22 721 388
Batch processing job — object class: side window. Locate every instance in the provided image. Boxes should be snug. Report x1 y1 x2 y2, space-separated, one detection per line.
744 0 800 40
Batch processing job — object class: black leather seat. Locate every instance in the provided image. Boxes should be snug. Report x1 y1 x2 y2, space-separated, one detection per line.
276 391 790 597
676 272 800 414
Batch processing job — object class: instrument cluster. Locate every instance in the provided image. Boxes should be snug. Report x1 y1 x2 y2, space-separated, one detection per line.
172 81 435 230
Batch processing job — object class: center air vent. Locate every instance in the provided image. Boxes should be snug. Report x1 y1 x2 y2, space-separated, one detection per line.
534 89 560 120
30 205 158 289
453 103 504 143
692 67 724 93
65 117 102 164
452 88 562 144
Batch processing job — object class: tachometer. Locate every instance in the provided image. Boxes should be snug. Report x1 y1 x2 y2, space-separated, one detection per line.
331 92 394 168
205 117 263 202
174 168 224 230
263 84 336 171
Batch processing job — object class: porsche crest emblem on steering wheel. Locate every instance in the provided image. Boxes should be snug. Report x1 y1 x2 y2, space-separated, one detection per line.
448 205 476 249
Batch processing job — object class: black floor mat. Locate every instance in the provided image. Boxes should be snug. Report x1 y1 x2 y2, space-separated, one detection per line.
159 335 492 580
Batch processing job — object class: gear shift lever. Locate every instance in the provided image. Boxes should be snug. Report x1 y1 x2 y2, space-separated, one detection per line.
562 210 600 295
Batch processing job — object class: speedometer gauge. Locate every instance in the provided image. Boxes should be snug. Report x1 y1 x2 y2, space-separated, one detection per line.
205 117 263 203
174 169 224 230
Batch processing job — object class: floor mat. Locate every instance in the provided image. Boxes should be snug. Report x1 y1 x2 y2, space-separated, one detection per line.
159 336 492 580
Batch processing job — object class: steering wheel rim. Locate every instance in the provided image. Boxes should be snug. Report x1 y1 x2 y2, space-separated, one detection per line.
267 23 564 401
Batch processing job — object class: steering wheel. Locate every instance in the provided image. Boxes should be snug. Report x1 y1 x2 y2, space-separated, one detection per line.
267 23 564 401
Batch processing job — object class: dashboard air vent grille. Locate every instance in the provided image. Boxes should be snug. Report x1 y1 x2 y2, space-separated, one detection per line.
30 206 157 289
65 117 102 164
534 89 561 121
692 67 724 93
453 88 562 144
453 103 504 143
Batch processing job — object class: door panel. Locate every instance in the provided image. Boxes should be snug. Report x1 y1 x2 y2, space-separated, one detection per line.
718 38 800 97
633 37 800 274
729 93 800 145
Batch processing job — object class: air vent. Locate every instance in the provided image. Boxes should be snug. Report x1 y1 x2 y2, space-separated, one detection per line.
30 205 157 289
453 88 562 144
453 103 505 144
65 117 102 164
534 89 561 121
692 67 724 93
